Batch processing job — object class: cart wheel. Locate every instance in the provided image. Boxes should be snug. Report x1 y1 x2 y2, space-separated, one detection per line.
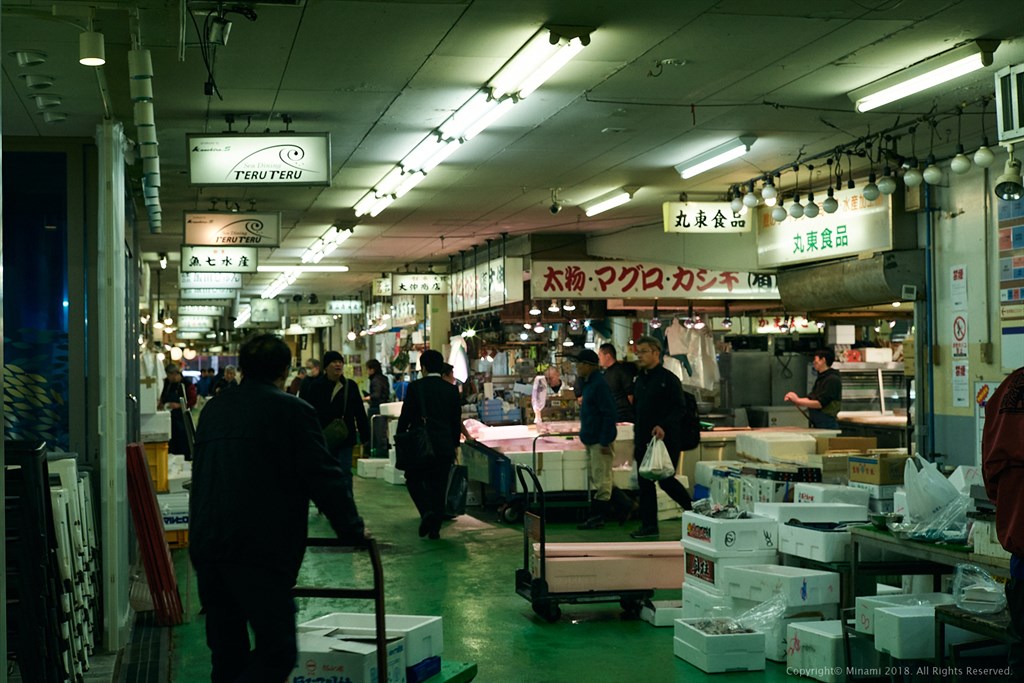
500 503 523 524
534 602 561 622
620 598 642 618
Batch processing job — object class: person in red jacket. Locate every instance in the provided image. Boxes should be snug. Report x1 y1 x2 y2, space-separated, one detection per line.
981 367 1024 676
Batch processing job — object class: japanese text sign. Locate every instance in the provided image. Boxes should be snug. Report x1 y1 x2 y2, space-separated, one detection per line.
184 211 281 247
179 272 243 289
180 288 237 300
372 277 392 296
531 261 779 300
298 315 334 328
187 133 331 186
180 246 257 273
176 315 215 330
392 273 449 295
662 201 754 233
325 300 363 314
451 257 525 312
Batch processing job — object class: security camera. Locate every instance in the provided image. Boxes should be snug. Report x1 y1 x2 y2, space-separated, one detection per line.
549 202 562 215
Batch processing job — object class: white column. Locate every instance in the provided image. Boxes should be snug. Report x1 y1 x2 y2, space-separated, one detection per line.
96 121 131 650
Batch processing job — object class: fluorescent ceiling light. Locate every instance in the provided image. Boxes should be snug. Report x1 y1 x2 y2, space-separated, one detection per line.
463 98 515 140
849 40 998 113
369 195 394 217
489 28 589 99
579 187 635 217
674 136 756 180
259 265 350 273
394 171 426 198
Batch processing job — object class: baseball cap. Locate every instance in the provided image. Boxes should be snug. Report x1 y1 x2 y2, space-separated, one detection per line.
575 349 600 365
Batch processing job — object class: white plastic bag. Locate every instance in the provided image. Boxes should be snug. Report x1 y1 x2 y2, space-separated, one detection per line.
903 455 960 523
639 437 675 480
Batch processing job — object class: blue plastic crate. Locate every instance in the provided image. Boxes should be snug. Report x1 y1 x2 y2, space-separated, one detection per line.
407 655 442 683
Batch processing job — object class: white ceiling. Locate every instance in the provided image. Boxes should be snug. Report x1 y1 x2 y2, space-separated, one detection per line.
3 0 1022 316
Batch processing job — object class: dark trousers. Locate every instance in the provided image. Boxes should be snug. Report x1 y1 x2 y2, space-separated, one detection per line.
406 459 452 528
634 442 692 530
195 561 297 683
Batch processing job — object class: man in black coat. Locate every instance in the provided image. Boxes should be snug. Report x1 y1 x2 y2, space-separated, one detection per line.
630 335 693 539
397 349 468 539
301 350 370 470
189 334 366 682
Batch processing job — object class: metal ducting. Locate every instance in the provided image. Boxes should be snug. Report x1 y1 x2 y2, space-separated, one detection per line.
777 250 925 311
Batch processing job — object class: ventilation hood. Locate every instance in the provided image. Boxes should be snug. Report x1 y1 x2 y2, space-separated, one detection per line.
777 250 925 312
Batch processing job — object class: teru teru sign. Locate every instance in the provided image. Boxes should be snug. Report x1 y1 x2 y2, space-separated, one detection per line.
187 133 331 186
184 211 281 247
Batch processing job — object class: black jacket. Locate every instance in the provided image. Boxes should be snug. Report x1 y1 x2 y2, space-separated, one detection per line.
189 378 364 581
397 375 462 460
602 361 636 422
302 374 371 450
632 363 685 457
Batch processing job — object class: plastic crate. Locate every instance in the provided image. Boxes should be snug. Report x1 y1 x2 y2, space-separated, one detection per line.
165 529 189 549
144 442 169 493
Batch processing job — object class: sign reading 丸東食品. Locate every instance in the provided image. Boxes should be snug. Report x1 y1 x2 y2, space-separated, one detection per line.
662 201 754 233
184 211 281 247
181 246 257 273
187 133 330 186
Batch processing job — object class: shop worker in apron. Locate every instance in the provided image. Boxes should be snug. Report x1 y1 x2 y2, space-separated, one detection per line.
784 348 843 429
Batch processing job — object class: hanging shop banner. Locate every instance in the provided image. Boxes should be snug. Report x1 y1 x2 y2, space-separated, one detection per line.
298 315 334 328
178 305 223 316
180 288 237 300
179 272 243 289
450 257 525 313
756 188 892 268
372 277 392 297
187 133 331 186
662 201 754 233
531 261 779 300
391 295 418 327
325 300 363 314
176 315 215 331
184 211 281 247
250 298 280 324
392 273 449 295
181 246 258 273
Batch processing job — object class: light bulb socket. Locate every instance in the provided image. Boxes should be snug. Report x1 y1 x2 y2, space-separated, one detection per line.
79 31 106 67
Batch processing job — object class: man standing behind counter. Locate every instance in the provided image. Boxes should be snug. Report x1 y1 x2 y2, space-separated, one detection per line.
784 348 843 429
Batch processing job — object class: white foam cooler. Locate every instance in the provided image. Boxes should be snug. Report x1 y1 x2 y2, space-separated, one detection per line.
779 523 854 563
681 511 779 553
298 613 442 671
681 580 739 618
380 401 403 417
873 604 988 659
787 620 881 683
681 539 777 594
724 564 841 606
673 618 765 673
754 502 868 524
735 432 817 462
382 463 406 485
356 457 389 479
854 592 953 635
794 483 870 506
735 598 836 662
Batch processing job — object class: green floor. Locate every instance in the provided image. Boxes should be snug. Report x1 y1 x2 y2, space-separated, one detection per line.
168 475 795 682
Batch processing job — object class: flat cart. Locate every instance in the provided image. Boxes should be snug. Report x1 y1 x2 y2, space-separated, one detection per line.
513 464 652 623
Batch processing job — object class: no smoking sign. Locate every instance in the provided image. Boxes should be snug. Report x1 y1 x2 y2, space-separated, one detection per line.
952 314 968 358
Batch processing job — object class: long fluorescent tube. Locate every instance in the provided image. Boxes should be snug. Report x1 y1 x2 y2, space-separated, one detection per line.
674 136 756 180
463 98 515 140
394 171 426 198
580 187 634 217
849 40 998 113
489 29 588 99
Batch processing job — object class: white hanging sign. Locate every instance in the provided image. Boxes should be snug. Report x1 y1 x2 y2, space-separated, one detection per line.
298 315 334 328
325 300 363 314
176 315 215 330
181 246 257 273
187 133 331 186
179 272 243 289
756 189 892 268
952 360 970 408
250 299 280 323
178 305 224 315
531 261 779 300
180 288 237 300
392 273 449 295
662 201 754 233
372 277 393 296
184 211 281 247
450 257 524 313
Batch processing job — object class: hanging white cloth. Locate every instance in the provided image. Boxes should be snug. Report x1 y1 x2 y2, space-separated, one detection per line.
447 335 470 383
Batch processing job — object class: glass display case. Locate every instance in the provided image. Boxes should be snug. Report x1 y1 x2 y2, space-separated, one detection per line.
830 361 911 414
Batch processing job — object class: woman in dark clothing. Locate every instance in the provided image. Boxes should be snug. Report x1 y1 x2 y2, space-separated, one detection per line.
365 359 390 415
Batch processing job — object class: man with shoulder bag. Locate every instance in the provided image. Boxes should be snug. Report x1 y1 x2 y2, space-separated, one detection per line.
302 350 370 472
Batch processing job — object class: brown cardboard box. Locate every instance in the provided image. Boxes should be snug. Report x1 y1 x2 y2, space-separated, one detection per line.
815 436 877 454
848 453 910 485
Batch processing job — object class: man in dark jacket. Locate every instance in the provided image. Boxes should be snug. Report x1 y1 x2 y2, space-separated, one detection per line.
189 334 366 682
599 343 636 422
302 350 370 469
785 348 843 429
397 349 467 539
630 335 693 539
982 367 1024 675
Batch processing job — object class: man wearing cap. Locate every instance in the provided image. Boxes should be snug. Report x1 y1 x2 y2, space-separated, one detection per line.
302 350 370 470
575 349 635 529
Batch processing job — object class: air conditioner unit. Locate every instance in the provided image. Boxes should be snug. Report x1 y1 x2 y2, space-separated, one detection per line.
996 64 1024 145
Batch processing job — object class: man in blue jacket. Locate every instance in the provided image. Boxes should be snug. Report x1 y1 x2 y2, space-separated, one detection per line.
575 349 635 529
190 334 367 682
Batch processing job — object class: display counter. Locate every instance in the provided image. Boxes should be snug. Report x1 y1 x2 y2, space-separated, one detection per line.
836 411 909 449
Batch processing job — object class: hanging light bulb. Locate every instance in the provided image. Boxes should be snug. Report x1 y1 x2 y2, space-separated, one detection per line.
823 186 839 214
729 187 743 214
520 331 529 341
903 161 923 188
974 139 995 168
534 323 546 334
742 182 758 208
815 320 826 330
877 166 897 195
683 303 695 329
788 194 804 219
649 301 662 329
804 190 819 218
693 314 705 330
923 154 943 185
548 299 560 313
778 317 790 333
888 319 897 329
523 322 532 329
862 173 880 201
761 177 778 207
347 330 357 341
563 337 574 347
562 300 576 312
529 302 541 316
771 203 788 223
950 144 972 175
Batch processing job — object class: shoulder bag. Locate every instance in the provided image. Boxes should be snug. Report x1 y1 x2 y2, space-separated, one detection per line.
322 380 350 450
394 383 435 471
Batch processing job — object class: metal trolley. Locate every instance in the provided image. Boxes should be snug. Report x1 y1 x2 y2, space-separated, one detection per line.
513 464 651 623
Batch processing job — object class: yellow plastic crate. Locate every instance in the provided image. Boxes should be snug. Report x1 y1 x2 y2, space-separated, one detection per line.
165 529 189 549
144 441 169 493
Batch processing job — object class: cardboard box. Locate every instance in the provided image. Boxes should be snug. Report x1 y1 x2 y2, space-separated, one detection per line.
680 511 779 553
532 541 685 592
672 619 765 673
815 436 877 455
290 628 405 683
848 453 909 485
298 614 442 671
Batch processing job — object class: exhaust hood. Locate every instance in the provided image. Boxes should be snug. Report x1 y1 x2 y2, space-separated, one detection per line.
777 250 925 312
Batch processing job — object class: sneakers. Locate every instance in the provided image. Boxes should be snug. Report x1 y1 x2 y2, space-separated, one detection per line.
629 527 659 540
577 515 606 530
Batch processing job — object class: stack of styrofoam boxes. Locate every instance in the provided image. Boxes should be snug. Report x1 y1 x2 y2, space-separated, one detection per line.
380 402 405 485
299 613 443 683
872 601 989 660
855 592 953 637
724 564 841 664
561 448 589 492
735 432 818 464
786 620 880 683
357 457 390 478
848 449 909 514
679 510 779 666
756 502 869 564
972 516 1011 561
673 618 766 673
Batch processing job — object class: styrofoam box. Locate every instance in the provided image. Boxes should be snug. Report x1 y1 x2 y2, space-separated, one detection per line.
735 433 817 463
681 539 778 594
357 458 389 478
787 620 881 683
779 524 853 563
863 347 893 364
973 519 1012 560
299 613 442 669
724 564 841 606
681 580 739 617
681 511 779 553
673 619 765 673
794 483 870 507
561 450 589 491
873 604 987 659
289 628 405 683
754 502 868 524
140 410 171 442
695 461 746 490
892 489 907 517
641 600 684 627
734 597 837 662
156 492 189 530
854 592 953 635
380 401 403 417
847 481 900 499
382 463 406 485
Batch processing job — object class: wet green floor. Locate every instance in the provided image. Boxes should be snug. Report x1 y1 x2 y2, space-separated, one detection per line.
169 475 795 682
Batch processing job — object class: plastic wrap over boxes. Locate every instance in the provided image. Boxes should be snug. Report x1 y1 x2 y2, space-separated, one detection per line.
787 620 881 683
289 628 405 683
673 618 766 673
